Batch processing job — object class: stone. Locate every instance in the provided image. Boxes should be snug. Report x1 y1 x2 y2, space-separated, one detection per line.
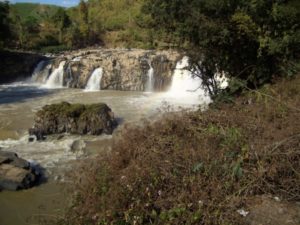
0 156 9 164
29 102 117 140
0 151 39 191
70 140 86 153
0 164 36 191
0 151 18 164
9 157 30 170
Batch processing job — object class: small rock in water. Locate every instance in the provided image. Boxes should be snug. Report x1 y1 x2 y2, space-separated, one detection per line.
70 140 86 153
57 134 65 140
28 136 36 142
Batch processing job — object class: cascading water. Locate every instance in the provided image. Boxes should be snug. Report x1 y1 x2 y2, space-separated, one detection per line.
85 68 103 91
166 56 211 106
31 60 53 84
145 62 154 92
31 61 45 82
44 61 66 88
169 57 203 95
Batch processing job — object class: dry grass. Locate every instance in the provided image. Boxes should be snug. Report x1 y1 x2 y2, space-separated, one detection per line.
58 76 300 225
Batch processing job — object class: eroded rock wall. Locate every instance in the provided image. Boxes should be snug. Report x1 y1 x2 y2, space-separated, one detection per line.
0 50 46 84
49 49 181 91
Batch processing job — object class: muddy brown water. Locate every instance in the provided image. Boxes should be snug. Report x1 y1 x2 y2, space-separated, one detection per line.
0 83 206 225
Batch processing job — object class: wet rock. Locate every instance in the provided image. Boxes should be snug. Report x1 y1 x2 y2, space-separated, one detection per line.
0 50 46 84
10 157 30 170
70 140 86 153
28 136 36 142
0 151 39 191
29 102 117 140
0 151 18 164
57 49 180 91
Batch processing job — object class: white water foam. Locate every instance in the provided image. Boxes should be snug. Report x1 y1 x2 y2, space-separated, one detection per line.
165 56 211 107
0 135 85 170
44 61 66 89
85 68 103 92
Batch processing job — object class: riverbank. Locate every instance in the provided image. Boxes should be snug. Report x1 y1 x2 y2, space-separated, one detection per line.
58 75 300 225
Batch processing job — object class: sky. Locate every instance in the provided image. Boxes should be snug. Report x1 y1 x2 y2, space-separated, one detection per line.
6 0 80 7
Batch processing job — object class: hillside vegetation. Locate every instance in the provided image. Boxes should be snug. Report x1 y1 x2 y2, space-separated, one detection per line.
0 0 299 94
10 3 61 22
2 0 156 51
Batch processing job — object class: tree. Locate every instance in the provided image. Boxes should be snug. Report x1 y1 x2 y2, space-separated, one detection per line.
143 0 300 97
51 8 71 43
0 1 10 48
78 0 89 46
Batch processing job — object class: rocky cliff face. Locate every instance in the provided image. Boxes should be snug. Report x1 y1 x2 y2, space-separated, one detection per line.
36 49 181 91
0 50 46 84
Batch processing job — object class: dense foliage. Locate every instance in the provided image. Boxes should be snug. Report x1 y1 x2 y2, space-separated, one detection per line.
2 0 299 91
0 1 10 48
143 0 300 94
3 0 155 51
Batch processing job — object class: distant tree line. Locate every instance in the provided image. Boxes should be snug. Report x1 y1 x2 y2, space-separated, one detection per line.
0 0 102 51
0 1 10 48
1 0 299 94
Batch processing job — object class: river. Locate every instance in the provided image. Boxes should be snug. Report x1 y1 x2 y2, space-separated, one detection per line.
0 56 214 225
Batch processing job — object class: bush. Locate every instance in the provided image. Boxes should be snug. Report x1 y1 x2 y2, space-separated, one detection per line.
58 76 300 225
39 45 72 54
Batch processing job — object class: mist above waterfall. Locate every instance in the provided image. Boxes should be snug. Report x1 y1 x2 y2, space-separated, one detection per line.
85 68 103 91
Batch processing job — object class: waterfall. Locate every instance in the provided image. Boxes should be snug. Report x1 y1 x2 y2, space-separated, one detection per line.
31 60 52 84
44 61 66 88
169 56 203 95
145 62 154 92
85 68 103 91
31 61 45 82
165 56 212 106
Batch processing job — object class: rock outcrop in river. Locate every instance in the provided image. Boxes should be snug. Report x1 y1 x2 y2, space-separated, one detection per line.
33 49 181 91
29 102 117 140
0 151 39 191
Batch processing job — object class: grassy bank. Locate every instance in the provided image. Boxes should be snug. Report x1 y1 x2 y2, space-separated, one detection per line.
58 76 300 225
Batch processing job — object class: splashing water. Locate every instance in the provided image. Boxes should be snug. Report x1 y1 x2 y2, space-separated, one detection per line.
44 61 66 88
166 56 211 106
85 68 103 91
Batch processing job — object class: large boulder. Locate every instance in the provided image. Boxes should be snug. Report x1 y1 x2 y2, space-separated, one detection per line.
0 151 39 191
29 102 117 140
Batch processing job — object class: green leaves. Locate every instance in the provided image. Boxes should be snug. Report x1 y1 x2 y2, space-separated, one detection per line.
144 0 300 95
